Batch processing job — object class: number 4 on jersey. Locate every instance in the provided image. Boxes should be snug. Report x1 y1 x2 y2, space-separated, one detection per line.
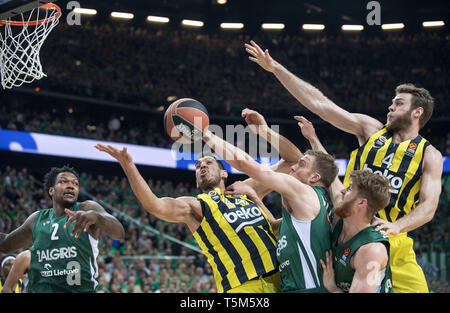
381 153 394 168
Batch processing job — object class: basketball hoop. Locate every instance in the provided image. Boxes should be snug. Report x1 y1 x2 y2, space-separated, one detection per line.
0 3 61 89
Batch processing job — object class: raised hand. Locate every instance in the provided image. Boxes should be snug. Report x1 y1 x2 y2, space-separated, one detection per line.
244 40 277 72
241 108 268 134
294 116 318 141
94 144 133 166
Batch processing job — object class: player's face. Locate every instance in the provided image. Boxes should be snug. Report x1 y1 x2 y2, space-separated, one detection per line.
290 155 316 184
1 259 14 278
195 157 223 191
334 183 358 218
386 93 413 132
50 172 79 207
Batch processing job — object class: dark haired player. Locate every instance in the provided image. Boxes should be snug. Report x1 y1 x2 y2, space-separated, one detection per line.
95 144 282 293
0 165 125 292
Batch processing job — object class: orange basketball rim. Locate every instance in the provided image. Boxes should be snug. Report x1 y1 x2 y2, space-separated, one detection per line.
0 3 61 26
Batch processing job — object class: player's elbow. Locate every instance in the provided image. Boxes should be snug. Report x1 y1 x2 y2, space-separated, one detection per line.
0 245 14 255
113 226 125 241
0 237 14 254
423 198 440 224
141 197 166 212
424 206 437 224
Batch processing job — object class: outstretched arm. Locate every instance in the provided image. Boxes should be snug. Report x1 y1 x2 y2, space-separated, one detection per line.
241 108 302 198
296 116 344 211
94 144 201 232
242 108 302 163
373 146 443 235
245 40 383 143
202 130 302 198
64 200 125 240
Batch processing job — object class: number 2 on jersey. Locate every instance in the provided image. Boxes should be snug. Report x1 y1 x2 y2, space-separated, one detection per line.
51 223 59 240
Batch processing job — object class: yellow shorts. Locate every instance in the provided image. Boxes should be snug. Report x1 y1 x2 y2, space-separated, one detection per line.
226 271 280 293
389 233 429 293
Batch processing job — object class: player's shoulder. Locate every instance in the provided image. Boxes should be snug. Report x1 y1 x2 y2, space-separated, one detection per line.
422 143 443 169
174 196 203 220
423 142 442 158
354 241 388 264
16 249 31 261
175 196 201 208
353 113 384 140
24 210 42 228
78 200 104 212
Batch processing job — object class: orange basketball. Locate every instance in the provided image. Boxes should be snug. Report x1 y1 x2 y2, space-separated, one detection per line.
164 98 209 144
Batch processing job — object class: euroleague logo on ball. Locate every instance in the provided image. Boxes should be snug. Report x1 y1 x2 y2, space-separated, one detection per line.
164 98 210 144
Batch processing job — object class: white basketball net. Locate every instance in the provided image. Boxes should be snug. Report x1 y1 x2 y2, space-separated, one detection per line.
0 4 60 89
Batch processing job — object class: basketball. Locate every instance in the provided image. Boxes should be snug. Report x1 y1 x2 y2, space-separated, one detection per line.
164 98 209 144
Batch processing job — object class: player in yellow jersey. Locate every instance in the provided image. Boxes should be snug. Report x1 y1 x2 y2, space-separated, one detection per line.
0 256 23 293
95 115 302 293
245 40 443 293
1 250 29 293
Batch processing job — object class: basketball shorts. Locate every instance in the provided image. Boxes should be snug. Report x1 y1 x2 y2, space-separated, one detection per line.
226 271 280 293
389 233 429 293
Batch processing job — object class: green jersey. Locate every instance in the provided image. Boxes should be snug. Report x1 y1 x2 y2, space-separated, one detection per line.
28 202 99 293
277 186 333 293
331 219 393 293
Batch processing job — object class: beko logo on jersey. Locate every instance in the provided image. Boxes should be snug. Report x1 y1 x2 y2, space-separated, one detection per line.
224 206 262 223
362 164 403 194
37 246 77 262
223 206 265 232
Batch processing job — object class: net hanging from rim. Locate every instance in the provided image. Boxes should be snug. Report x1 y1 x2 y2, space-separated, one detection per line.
0 3 61 89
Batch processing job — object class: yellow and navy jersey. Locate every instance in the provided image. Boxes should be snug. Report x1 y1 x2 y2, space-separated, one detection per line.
0 277 24 293
193 188 278 293
344 127 430 223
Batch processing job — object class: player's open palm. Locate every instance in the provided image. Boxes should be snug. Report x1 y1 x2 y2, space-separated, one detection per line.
94 144 133 166
245 40 277 72
320 250 339 292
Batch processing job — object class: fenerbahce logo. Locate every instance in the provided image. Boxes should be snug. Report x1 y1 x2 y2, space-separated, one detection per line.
223 205 266 233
